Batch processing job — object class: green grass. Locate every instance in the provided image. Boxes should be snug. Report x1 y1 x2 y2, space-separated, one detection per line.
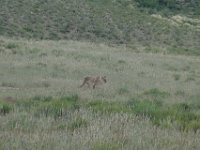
1 96 200 149
186 121 200 133
86 98 200 132
0 101 13 115
67 117 88 131
0 37 200 149
17 95 80 118
0 1 200 148
0 0 200 55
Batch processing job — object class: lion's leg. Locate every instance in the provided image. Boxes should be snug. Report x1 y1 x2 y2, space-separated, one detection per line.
86 82 90 88
92 78 99 89
80 80 86 88
92 84 95 89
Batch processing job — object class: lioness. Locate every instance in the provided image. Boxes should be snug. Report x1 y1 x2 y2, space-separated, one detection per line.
80 76 107 89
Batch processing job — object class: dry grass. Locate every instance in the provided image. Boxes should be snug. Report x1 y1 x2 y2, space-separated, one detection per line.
1 110 200 150
1 37 200 103
0 37 200 149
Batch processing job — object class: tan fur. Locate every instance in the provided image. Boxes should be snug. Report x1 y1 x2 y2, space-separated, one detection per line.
80 76 107 89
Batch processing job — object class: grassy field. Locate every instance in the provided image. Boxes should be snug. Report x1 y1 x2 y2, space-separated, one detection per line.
1 1 200 149
0 37 200 149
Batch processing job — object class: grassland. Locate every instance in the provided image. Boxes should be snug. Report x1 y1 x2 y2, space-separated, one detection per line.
0 0 200 149
0 37 200 149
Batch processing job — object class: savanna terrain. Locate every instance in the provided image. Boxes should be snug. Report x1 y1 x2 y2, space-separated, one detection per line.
0 0 200 150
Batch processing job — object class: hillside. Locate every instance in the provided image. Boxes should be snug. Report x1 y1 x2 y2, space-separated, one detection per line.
0 0 200 55
1 1 200 149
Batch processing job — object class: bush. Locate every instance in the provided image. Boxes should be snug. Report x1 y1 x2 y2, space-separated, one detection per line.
0 102 12 115
5 43 18 49
136 0 192 13
136 0 160 8
172 103 191 112
186 121 200 132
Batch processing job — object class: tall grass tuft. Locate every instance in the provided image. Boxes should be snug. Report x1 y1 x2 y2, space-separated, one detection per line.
0 101 13 115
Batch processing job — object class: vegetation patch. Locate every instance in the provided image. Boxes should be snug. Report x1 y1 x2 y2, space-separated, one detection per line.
18 95 80 118
88 101 131 114
167 47 200 56
5 42 19 49
128 100 200 131
173 74 181 81
93 142 120 150
0 0 200 55
0 101 13 115
88 99 200 132
186 121 200 133
135 0 200 15
118 86 129 95
67 117 88 131
143 88 170 101
1 82 17 88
